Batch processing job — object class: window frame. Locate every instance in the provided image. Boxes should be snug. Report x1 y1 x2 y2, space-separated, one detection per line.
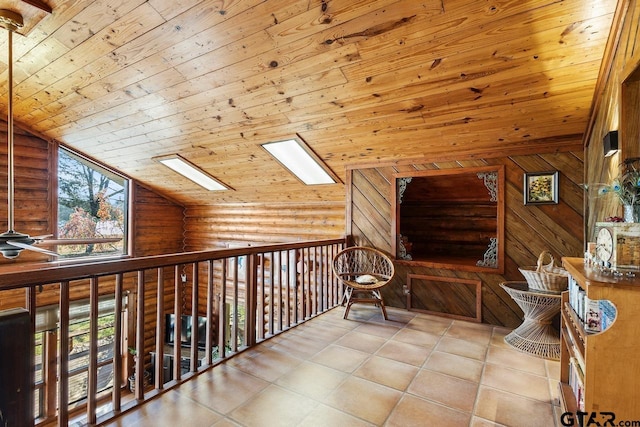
55 145 130 260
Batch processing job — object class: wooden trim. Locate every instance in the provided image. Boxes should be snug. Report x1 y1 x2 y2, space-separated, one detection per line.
345 169 353 236
406 274 482 323
50 142 58 243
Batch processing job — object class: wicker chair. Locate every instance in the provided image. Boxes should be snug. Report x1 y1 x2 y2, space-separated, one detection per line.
332 246 395 320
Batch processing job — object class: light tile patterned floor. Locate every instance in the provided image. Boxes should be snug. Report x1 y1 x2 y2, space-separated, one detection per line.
103 306 561 427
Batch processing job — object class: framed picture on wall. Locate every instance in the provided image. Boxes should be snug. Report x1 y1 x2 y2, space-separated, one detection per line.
524 171 558 205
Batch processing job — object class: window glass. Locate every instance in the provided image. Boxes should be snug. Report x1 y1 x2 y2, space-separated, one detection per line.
57 147 127 258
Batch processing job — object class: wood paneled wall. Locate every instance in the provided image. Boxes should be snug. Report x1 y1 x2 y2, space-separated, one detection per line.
348 151 584 328
585 0 640 237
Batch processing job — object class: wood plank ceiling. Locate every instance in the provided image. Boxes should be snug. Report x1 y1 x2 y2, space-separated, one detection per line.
0 0 616 205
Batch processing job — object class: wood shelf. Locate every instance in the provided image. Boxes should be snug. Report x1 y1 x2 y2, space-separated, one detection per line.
559 257 640 420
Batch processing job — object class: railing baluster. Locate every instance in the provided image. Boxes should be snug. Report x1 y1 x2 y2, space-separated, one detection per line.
219 258 227 358
173 265 182 382
155 268 164 390
112 274 123 411
231 257 238 353
246 254 257 347
206 260 214 365
87 277 98 424
319 246 323 315
58 281 70 427
257 254 265 340
308 247 313 316
190 263 198 373
268 251 274 336
135 271 145 400
276 251 283 333
286 250 292 328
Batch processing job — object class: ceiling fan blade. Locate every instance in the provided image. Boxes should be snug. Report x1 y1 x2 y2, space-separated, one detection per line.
8 240 59 256
36 237 122 246
31 234 54 240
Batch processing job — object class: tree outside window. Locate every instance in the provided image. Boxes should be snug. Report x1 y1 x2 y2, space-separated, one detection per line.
57 148 127 257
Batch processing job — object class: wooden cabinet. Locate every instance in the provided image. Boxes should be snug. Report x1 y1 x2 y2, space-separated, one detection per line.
0 308 33 427
559 257 640 420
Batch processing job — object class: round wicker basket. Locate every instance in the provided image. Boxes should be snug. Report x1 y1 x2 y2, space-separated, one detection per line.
518 251 569 293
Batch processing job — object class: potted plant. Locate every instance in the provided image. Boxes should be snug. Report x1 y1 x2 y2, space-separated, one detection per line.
608 157 640 222
127 347 149 393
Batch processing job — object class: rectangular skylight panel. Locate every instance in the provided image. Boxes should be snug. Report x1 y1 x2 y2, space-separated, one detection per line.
262 139 335 185
158 156 228 191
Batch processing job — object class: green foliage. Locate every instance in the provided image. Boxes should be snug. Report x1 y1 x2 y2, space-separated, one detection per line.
57 148 126 256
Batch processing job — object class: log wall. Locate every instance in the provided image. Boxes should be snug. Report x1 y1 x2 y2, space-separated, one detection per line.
0 128 186 378
348 152 584 328
183 202 346 250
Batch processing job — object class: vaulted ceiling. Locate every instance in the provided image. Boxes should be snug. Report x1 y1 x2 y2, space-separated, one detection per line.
0 0 617 205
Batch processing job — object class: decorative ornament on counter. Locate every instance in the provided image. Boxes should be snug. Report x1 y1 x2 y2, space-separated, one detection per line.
605 216 624 223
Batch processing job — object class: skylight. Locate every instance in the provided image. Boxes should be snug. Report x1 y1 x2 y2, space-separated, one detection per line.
261 138 336 185
156 155 229 191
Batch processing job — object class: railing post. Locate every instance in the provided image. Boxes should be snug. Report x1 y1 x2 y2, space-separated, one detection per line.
173 265 182 382
112 274 123 411
231 258 238 352
190 263 199 373
135 271 145 400
268 252 274 337
245 253 258 347
206 260 214 365
58 281 70 427
87 277 99 424
219 259 227 358
155 268 165 390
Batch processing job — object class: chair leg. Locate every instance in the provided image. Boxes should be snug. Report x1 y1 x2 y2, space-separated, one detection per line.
343 289 388 320
343 300 354 319
372 290 388 320
340 286 352 306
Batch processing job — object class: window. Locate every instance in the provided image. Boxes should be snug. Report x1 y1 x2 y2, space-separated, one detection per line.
57 147 128 258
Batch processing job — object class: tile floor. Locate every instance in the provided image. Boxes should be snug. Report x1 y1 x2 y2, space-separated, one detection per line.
103 306 561 427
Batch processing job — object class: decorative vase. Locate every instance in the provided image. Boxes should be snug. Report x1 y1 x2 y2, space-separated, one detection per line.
623 204 640 223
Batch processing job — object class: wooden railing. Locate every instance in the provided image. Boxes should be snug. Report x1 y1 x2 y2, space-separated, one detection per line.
0 238 346 427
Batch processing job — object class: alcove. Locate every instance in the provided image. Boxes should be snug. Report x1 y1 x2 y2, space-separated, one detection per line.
392 166 505 273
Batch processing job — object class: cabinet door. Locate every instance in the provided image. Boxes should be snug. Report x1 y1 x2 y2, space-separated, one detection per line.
0 309 33 427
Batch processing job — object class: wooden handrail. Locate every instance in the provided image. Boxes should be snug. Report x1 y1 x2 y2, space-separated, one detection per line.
0 238 346 290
